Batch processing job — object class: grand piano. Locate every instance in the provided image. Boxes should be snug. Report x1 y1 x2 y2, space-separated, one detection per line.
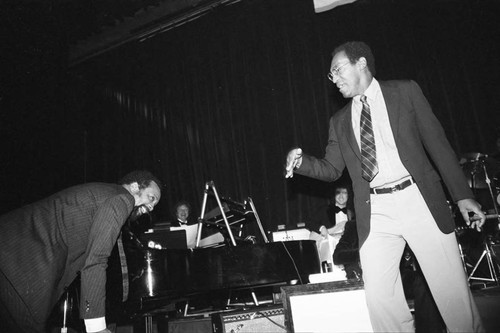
116 187 321 331
50 188 320 332
120 230 320 318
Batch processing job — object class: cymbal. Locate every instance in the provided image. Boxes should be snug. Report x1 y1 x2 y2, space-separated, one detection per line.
460 152 500 170
461 152 488 162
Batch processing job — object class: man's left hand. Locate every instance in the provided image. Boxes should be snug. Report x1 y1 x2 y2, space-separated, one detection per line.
457 198 486 232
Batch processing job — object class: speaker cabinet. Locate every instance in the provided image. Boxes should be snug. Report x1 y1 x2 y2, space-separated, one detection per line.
212 305 285 333
166 317 212 333
281 280 373 332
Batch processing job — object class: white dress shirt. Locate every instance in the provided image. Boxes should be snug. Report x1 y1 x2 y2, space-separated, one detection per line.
335 210 348 224
351 78 411 188
85 317 106 332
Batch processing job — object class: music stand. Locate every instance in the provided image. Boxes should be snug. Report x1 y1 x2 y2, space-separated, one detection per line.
195 181 269 248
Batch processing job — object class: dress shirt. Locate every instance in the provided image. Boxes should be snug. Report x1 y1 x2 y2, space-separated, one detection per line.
351 78 411 188
85 317 106 332
335 210 348 224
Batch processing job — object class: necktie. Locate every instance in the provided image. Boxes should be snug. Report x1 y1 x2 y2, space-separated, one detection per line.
360 95 379 181
334 206 347 214
116 233 129 302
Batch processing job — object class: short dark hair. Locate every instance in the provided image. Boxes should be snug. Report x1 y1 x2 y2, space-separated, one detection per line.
335 186 348 195
333 41 376 76
174 200 191 212
329 182 351 198
118 170 162 189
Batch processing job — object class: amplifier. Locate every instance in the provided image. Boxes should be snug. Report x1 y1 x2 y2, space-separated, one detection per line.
212 305 285 333
281 280 373 332
166 317 212 333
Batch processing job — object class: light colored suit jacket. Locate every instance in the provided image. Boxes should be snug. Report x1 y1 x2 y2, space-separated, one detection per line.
296 80 472 246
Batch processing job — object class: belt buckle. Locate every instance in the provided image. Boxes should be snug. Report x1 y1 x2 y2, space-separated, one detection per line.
390 184 399 193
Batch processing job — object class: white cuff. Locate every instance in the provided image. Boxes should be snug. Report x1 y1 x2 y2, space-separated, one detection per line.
84 317 107 332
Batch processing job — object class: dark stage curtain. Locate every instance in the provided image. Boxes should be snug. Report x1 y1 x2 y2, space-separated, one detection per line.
2 0 500 233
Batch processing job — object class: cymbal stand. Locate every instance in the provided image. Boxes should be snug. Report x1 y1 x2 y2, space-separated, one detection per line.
468 160 500 285
468 236 499 285
195 181 237 247
480 160 500 230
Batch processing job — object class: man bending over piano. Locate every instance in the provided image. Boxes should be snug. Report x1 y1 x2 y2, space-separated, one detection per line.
0 170 162 333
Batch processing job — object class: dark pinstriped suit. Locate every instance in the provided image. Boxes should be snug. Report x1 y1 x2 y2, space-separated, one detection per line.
0 183 135 332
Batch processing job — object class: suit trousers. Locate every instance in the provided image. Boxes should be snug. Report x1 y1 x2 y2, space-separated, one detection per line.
359 183 484 332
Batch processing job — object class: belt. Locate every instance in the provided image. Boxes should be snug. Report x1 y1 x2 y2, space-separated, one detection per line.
370 178 415 194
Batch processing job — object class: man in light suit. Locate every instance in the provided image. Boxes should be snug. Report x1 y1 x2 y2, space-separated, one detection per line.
0 170 162 333
285 41 485 332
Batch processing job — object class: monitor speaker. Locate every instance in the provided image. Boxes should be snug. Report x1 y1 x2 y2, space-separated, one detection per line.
281 280 373 332
212 305 285 333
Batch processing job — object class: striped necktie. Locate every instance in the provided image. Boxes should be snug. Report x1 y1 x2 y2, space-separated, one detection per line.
360 95 379 181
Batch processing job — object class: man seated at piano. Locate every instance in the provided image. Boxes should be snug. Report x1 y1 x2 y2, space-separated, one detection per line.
170 200 197 227
167 200 203 248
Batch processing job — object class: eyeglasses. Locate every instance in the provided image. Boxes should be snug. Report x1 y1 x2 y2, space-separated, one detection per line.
327 62 351 81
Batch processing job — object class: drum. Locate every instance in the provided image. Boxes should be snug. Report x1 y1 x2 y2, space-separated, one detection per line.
461 153 500 191
461 159 488 189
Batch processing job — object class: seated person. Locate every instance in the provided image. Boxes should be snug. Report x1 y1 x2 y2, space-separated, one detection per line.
309 185 355 251
310 185 355 278
325 185 354 237
171 200 197 227
169 200 200 248
327 185 354 227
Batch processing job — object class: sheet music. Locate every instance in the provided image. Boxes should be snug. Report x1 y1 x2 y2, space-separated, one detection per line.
171 224 224 248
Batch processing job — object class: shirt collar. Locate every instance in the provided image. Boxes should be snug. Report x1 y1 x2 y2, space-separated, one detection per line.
354 78 380 104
